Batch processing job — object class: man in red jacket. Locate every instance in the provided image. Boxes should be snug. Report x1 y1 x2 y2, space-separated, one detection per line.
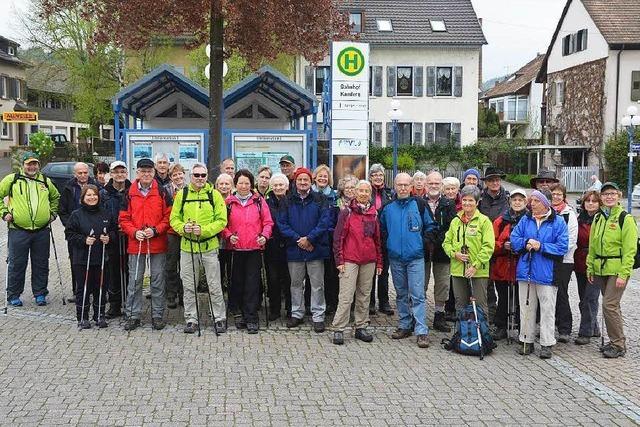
119 158 172 331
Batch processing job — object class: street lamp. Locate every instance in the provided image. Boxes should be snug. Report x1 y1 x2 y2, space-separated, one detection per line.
387 100 403 178
621 104 640 212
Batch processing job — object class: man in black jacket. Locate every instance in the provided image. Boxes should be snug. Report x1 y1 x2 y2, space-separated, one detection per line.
100 161 131 318
368 163 394 315
59 162 98 302
423 171 457 332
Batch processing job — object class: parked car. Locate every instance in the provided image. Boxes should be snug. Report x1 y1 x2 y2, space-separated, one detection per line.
41 162 94 193
632 183 640 207
49 133 69 147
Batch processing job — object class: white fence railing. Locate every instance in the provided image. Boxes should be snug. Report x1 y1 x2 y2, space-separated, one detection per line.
561 166 598 193
383 169 465 186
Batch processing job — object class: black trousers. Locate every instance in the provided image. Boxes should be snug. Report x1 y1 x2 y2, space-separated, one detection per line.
445 276 456 313
107 235 128 310
495 280 520 329
324 255 339 310
555 262 574 335
266 259 291 316
73 264 108 321
230 251 262 324
370 250 390 308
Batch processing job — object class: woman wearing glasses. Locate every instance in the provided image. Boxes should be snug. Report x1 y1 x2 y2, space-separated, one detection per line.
586 182 638 358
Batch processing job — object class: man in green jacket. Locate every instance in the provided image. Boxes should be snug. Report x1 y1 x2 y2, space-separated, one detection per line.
0 152 60 306
170 163 228 334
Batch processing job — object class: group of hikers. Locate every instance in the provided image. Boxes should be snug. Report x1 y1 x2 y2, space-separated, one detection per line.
1 150 636 359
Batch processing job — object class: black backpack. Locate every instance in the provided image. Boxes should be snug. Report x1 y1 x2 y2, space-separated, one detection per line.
178 186 215 217
617 212 640 269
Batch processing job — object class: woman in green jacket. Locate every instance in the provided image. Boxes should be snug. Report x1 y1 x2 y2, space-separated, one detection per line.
443 185 495 316
586 182 638 358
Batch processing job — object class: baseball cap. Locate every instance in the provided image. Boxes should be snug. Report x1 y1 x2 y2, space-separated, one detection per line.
136 158 155 169
509 188 527 199
22 151 40 164
110 160 127 170
279 155 295 165
600 182 620 192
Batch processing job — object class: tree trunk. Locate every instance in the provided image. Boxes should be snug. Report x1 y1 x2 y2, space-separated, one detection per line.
208 0 224 176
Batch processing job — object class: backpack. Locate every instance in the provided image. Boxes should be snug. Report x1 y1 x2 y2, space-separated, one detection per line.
179 186 215 217
8 172 56 198
441 303 496 359
617 212 640 269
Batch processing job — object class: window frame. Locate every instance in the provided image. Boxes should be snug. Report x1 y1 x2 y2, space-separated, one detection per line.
430 19 447 32
349 12 363 34
396 122 413 145
314 66 330 96
7 46 15 56
435 66 453 97
0 76 7 98
434 122 452 145
396 66 413 97
376 19 393 32
1 120 10 139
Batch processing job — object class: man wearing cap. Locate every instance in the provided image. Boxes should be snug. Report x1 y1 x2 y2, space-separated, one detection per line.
530 169 559 191
101 160 132 318
0 152 60 306
119 158 172 331
277 166 332 332
279 155 297 192
478 166 510 323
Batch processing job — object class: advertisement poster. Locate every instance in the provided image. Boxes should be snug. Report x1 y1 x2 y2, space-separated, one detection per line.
332 155 367 185
132 144 152 162
179 143 200 174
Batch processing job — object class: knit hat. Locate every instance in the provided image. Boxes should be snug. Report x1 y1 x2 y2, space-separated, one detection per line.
463 168 481 181
530 190 551 209
293 167 312 181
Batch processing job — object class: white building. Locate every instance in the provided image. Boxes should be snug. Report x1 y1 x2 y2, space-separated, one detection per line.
0 35 29 152
536 0 640 170
482 54 545 140
294 0 486 156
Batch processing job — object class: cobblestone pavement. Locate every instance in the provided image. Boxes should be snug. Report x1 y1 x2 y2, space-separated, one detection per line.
1 221 639 425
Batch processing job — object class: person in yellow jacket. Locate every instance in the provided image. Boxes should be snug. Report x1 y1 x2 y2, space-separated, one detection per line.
443 185 495 316
587 182 638 358
0 151 60 307
170 163 228 334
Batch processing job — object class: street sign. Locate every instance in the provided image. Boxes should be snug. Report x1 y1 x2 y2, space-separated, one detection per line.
631 143 640 152
2 111 38 123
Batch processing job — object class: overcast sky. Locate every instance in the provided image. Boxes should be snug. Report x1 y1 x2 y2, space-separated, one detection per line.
1 0 566 80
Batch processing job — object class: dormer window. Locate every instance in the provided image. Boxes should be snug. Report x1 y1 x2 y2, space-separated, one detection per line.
376 19 393 32
349 12 362 34
7 46 15 56
430 19 447 32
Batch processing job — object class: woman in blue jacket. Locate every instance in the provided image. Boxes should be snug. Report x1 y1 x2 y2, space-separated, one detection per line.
510 190 568 359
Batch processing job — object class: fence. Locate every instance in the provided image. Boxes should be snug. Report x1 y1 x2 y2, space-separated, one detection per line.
560 166 598 193
383 169 465 186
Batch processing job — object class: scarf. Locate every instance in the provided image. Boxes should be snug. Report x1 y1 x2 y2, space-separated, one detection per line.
553 201 567 214
236 192 252 207
357 201 371 212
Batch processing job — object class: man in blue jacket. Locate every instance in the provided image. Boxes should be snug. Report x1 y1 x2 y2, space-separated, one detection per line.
380 173 435 348
277 167 332 332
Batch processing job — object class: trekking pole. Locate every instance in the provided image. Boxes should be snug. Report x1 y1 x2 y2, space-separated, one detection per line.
187 220 201 336
132 236 143 311
96 227 107 325
463 246 484 360
119 233 126 310
49 227 67 306
507 253 513 345
3 224 8 314
521 251 533 354
146 236 152 318
261 252 269 329
80 229 95 328
196 232 218 337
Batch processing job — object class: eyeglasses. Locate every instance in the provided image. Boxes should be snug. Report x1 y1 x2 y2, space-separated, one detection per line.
192 173 207 178
551 193 564 198
601 192 618 197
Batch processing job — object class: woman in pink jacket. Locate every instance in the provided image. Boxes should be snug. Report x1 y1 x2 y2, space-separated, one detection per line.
222 169 274 334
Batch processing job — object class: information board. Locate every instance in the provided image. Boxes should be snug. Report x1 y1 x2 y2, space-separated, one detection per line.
231 133 306 176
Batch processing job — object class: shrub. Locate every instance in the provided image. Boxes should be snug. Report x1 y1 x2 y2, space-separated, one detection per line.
28 131 54 164
603 129 640 193
505 174 532 188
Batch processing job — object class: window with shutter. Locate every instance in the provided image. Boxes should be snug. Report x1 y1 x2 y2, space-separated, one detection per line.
396 67 413 96
562 35 570 56
413 122 423 145
413 67 424 97
435 123 452 145
0 76 5 98
386 66 396 97
386 122 393 146
454 66 463 97
557 81 565 106
374 122 382 146
1 120 10 138
631 71 640 102
426 66 435 97
452 123 462 147
577 29 588 51
436 67 453 96
397 122 412 145
425 123 435 145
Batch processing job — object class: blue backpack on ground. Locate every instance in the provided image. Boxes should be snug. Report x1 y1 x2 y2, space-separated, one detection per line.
441 304 496 359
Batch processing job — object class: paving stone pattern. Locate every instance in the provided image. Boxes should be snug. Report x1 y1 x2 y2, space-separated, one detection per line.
0 221 639 425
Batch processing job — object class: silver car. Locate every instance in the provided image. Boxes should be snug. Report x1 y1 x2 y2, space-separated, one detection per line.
632 183 640 207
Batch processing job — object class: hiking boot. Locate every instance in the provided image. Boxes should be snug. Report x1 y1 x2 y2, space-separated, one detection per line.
96 317 108 329
369 304 377 315
391 328 412 339
234 316 247 330
326 305 336 315
492 328 508 341
603 345 626 359
8 297 23 307
268 312 281 321
78 320 92 329
247 323 259 334
433 312 451 333
124 318 141 331
151 318 166 330
355 328 373 343
600 342 613 353
539 345 553 359
379 303 394 316
105 306 122 319
557 334 570 343
167 297 177 309
518 342 534 355
574 336 591 345
313 321 325 333
286 317 304 328
417 334 430 348
35 295 47 306
214 321 226 334
184 322 198 334
333 331 344 345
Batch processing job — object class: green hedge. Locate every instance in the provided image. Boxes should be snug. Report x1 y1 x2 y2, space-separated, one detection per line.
505 174 532 188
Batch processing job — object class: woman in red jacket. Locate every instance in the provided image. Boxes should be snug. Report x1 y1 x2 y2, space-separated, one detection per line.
574 190 601 345
491 188 528 341
331 180 383 345
222 169 274 334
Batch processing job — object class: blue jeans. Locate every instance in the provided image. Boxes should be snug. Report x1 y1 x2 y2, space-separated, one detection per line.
390 257 428 335
7 227 50 301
